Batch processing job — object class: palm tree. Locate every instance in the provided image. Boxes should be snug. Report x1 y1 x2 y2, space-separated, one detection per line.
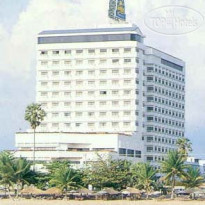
161 150 187 199
137 163 157 199
182 166 204 188
49 164 81 191
0 152 35 197
176 137 192 159
25 103 46 171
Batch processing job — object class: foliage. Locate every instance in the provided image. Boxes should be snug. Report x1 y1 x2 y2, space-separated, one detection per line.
135 163 157 199
182 166 204 188
176 137 192 159
25 103 46 130
47 161 83 191
161 150 187 199
83 156 131 190
0 152 36 196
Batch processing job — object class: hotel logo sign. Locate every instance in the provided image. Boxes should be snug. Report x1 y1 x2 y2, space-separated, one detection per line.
109 0 126 21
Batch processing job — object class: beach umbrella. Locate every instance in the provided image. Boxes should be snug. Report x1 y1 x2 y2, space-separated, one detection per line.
44 187 62 195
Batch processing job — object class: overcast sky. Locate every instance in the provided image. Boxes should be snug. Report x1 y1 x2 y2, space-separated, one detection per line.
0 0 205 157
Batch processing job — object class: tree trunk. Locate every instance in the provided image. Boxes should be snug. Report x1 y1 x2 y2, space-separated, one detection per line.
171 175 175 199
33 128 36 172
146 191 149 200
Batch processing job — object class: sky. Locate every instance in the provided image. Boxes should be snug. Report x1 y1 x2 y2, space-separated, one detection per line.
0 0 205 157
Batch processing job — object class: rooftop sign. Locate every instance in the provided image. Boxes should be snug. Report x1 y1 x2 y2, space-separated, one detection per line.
109 0 126 21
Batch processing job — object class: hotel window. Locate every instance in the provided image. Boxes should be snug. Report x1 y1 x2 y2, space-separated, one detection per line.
76 81 83 86
112 80 119 85
88 91 95 96
100 59 106 64
112 69 119 74
52 50 59 55
41 71 48 76
76 91 83 96
76 123 82 127
88 112 94 117
64 71 71 75
40 51 47 55
76 102 83 107
52 91 60 98
52 71 59 76
65 50 71 54
124 48 131 53
41 61 48 66
76 50 83 54
119 148 126 156
124 69 131 74
124 101 131 106
124 122 131 127
76 70 83 75
112 48 119 53
124 59 131 63
52 123 59 128
52 112 59 117
64 81 71 86
88 123 95 128
112 90 119 95
100 122 106 127
52 82 59 86
88 81 95 86
100 70 107 74
100 91 107 95
88 60 95 65
76 112 82 117
52 102 59 107
88 70 95 75
99 49 107 54
124 80 131 85
52 61 59 65
64 92 71 96
112 101 119 106
112 59 119 63
41 92 47 97
64 102 71 107
100 80 107 85
112 112 119 117
65 123 71 128
88 101 94 106
124 111 131 116
100 101 106 106
76 60 83 65
64 60 71 65
41 82 48 86
100 112 106 117
124 90 131 95
112 122 119 127
88 49 95 54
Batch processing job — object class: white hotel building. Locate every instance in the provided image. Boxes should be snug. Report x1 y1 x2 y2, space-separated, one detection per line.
15 23 185 168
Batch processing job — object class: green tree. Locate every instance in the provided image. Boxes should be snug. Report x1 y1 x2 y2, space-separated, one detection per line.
176 137 192 159
83 156 131 190
47 161 82 192
182 166 204 188
0 152 35 197
161 150 187 199
25 103 46 170
137 163 157 199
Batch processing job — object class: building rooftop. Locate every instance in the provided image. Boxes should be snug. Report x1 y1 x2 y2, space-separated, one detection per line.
38 25 142 35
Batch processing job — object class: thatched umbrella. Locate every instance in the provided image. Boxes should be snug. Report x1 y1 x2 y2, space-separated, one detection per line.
121 187 141 195
21 187 43 195
76 188 93 195
44 187 62 195
103 188 119 195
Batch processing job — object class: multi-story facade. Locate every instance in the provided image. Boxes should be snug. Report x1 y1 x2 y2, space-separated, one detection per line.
15 23 185 168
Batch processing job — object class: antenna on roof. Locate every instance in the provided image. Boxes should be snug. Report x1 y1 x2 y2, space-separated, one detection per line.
108 0 127 24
